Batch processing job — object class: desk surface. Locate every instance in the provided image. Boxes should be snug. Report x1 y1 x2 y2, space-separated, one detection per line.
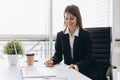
0 58 91 80
112 66 120 80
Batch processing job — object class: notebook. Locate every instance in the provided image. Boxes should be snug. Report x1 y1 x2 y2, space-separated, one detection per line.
21 67 56 78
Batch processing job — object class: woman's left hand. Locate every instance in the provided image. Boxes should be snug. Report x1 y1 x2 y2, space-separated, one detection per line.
68 64 79 71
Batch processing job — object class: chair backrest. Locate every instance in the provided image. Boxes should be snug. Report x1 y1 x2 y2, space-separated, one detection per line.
85 27 112 80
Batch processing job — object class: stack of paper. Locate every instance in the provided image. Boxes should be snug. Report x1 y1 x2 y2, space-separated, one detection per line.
21 67 56 78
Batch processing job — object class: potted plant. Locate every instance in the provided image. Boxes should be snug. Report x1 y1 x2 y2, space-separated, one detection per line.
3 39 24 66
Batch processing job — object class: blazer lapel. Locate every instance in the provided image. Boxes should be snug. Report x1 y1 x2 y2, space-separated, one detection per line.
73 36 79 56
62 34 71 57
73 29 82 58
63 34 70 50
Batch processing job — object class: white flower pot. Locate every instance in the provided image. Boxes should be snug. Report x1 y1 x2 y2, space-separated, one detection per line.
7 55 19 66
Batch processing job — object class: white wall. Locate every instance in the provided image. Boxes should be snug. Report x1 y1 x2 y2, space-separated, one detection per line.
112 0 120 67
114 0 120 39
112 42 120 67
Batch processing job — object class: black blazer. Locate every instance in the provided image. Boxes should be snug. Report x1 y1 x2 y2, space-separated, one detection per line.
52 28 103 80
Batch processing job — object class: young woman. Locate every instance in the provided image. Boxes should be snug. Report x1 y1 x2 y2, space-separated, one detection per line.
45 5 104 80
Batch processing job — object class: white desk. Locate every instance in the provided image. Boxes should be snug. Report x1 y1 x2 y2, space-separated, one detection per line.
112 67 120 80
0 58 91 80
0 59 22 80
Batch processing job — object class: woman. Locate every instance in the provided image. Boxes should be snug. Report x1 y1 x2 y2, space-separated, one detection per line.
45 5 103 80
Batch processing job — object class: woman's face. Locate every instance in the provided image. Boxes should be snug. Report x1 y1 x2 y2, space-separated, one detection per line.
64 12 77 29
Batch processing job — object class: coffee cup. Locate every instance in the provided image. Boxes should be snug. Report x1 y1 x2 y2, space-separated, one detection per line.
26 53 34 66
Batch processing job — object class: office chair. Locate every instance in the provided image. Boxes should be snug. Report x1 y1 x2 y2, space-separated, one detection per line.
85 27 112 80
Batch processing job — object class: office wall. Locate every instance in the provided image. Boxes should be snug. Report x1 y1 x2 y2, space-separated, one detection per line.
114 0 120 39
112 0 120 67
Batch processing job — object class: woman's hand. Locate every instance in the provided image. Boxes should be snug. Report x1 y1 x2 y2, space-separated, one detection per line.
68 64 79 71
45 59 54 67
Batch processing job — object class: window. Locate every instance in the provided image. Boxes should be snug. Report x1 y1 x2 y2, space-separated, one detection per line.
0 0 50 58
0 0 113 58
0 0 48 35
53 0 112 35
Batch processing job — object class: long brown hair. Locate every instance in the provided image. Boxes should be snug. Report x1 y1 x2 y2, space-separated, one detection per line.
64 5 83 29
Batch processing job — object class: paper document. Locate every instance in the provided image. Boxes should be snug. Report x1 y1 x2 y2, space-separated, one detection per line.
21 67 56 78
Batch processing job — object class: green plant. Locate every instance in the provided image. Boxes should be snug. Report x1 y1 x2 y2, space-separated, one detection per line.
3 39 24 55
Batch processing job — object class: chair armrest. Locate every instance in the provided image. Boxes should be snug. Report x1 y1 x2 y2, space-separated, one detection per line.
106 65 112 80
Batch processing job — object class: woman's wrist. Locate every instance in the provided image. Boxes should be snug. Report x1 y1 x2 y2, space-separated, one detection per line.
69 64 79 71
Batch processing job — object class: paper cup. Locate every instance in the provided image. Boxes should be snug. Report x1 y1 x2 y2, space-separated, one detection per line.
26 53 34 66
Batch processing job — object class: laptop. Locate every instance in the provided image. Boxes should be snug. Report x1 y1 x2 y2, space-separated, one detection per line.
21 67 56 78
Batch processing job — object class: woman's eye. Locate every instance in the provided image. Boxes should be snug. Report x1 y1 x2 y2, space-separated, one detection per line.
70 18 74 20
65 18 68 20
65 17 74 20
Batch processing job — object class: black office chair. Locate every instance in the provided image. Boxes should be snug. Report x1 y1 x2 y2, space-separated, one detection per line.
85 27 112 80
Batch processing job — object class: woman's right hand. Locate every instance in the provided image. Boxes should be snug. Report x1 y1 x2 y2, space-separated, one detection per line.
45 59 54 67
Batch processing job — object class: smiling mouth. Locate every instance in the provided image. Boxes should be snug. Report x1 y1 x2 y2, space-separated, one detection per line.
68 24 73 26
68 23 72 25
